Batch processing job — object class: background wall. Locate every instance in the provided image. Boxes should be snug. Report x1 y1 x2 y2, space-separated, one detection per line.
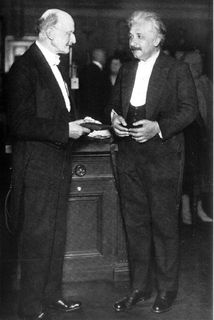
0 0 213 75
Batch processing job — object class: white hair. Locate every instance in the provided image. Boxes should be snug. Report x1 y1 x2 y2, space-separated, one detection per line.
36 9 71 34
128 10 166 45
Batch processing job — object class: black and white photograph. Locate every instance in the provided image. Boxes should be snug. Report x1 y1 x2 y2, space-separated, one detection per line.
0 1 212 320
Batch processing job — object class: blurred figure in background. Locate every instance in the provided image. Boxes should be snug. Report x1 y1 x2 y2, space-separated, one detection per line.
79 48 109 123
104 54 123 125
106 55 122 88
181 50 212 224
174 50 185 61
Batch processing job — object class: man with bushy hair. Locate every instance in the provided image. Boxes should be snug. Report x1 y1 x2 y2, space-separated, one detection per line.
108 10 198 314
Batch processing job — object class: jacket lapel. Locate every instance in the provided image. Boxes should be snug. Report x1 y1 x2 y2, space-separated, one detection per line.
145 52 171 119
29 43 71 120
122 61 138 118
59 63 78 120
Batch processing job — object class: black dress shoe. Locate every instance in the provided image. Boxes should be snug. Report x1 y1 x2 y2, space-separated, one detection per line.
113 289 151 312
20 312 50 320
151 292 177 313
48 298 82 312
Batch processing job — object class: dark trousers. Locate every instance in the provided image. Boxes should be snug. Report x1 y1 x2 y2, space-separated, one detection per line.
117 134 183 294
18 170 71 317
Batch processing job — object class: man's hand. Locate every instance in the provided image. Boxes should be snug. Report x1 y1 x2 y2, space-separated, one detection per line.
112 114 129 137
129 120 160 143
69 120 91 139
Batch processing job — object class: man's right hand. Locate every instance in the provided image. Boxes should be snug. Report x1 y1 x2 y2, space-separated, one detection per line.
112 114 129 137
69 120 91 139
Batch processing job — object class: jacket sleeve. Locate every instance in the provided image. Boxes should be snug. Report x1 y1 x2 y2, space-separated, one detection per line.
158 62 198 140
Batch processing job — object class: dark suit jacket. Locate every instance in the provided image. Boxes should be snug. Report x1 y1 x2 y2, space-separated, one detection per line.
6 43 77 228
106 52 198 293
108 51 198 150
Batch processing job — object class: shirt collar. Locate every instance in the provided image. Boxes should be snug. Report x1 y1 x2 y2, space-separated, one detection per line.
92 61 103 70
138 50 160 67
36 41 60 66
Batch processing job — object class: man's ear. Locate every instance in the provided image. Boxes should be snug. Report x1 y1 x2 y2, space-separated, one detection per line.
46 27 54 40
153 36 161 47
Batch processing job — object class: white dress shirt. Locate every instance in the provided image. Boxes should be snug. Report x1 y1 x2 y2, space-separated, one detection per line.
36 41 71 111
111 50 162 137
130 50 160 107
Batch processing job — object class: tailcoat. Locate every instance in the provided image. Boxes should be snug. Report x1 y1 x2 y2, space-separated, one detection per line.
6 43 77 316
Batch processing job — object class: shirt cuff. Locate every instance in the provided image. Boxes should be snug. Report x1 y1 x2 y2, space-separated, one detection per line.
155 122 163 138
111 109 118 122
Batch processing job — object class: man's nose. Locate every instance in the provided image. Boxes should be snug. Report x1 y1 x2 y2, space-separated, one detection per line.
129 37 137 47
69 33 76 45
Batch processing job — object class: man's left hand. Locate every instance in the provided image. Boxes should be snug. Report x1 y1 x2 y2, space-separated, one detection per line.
129 120 160 143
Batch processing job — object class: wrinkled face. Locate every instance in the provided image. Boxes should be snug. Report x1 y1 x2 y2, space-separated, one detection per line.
50 15 76 54
110 59 122 75
129 19 160 61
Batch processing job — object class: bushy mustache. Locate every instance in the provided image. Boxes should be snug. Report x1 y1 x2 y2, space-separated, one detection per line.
130 46 141 51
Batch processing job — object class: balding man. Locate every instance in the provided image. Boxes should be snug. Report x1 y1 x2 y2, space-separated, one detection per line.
6 9 90 320
108 11 198 313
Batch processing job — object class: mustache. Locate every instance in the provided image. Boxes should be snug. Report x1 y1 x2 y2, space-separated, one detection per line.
130 46 141 51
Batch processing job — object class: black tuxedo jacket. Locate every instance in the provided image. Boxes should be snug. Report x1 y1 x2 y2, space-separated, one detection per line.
108 51 198 151
6 43 77 227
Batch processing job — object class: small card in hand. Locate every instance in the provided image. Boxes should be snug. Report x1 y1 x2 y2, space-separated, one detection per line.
80 123 111 131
